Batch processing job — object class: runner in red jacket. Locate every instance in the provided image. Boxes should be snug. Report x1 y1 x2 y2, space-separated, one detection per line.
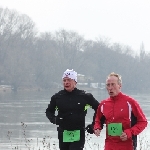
94 72 148 150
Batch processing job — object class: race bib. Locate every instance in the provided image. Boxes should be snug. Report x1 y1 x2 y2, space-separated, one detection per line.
108 123 122 136
63 130 80 142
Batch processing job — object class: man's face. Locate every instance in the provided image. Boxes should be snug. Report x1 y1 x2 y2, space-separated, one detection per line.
63 77 76 92
106 76 121 97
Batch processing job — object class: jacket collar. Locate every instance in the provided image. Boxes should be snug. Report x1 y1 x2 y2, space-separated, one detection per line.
64 87 78 93
110 92 123 101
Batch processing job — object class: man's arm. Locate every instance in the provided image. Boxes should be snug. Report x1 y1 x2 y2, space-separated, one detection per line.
45 96 56 124
85 93 106 133
46 95 63 125
124 98 148 138
94 104 104 130
85 93 99 134
85 93 99 110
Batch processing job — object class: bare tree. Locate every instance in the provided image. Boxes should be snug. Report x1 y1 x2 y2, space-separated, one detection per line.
0 7 37 91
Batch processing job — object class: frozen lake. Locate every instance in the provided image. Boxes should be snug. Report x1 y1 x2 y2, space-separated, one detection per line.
0 90 149 150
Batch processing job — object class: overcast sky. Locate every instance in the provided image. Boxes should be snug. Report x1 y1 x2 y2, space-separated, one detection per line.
0 0 150 53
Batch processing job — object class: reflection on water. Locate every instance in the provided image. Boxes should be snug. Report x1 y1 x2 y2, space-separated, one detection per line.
0 90 149 150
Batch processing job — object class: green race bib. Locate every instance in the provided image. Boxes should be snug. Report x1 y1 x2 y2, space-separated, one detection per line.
63 130 80 142
108 123 122 136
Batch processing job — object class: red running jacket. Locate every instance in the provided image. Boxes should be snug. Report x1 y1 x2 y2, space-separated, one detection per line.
94 92 148 150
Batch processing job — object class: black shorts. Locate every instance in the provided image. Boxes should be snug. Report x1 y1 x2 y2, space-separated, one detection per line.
58 127 85 150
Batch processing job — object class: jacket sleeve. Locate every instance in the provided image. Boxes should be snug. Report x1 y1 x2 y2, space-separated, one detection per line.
85 93 99 124
124 98 148 138
85 93 99 111
45 95 57 124
86 93 105 129
94 103 104 130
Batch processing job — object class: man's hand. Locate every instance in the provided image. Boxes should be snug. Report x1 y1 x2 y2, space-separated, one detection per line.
94 129 101 136
120 132 128 141
85 124 94 134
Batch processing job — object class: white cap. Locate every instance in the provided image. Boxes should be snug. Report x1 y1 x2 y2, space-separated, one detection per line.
62 69 77 82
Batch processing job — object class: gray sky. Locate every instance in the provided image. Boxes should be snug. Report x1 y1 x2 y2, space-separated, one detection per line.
0 0 150 53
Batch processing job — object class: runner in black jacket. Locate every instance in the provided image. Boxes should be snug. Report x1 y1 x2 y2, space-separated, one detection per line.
45 69 99 150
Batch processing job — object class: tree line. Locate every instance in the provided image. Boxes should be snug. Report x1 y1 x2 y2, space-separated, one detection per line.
0 7 150 93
